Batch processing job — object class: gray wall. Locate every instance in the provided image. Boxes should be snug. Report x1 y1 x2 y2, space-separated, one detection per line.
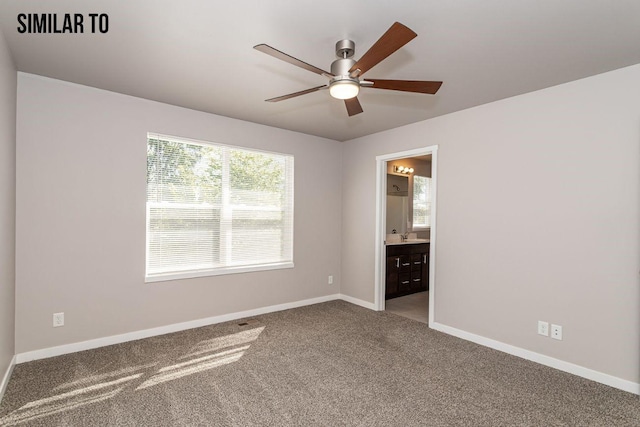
0 29 16 382
342 64 640 384
15 73 343 353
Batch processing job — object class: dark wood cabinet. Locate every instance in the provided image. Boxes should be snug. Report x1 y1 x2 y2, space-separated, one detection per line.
385 243 429 300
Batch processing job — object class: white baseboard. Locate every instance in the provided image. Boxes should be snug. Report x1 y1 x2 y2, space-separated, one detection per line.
0 355 16 403
431 322 640 396
16 294 343 364
339 294 377 310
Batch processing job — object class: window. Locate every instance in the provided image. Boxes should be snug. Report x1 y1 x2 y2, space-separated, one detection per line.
146 133 294 282
412 175 432 229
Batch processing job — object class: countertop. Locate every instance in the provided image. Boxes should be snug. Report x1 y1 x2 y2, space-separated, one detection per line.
386 239 430 246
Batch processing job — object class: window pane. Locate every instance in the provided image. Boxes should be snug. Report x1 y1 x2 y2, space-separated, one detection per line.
147 138 222 204
146 134 294 280
412 175 431 228
147 205 221 275
231 209 285 264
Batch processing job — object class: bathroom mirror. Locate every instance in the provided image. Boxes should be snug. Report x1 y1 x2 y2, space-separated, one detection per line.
386 174 409 234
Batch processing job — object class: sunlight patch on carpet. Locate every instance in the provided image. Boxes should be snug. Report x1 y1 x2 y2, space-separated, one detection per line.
0 373 143 425
0 326 265 425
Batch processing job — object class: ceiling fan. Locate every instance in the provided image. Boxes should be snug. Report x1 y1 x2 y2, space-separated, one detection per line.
254 22 442 117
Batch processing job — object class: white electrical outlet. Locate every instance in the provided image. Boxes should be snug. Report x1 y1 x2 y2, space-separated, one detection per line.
328 275 334 285
537 321 549 336
53 312 64 327
551 324 562 340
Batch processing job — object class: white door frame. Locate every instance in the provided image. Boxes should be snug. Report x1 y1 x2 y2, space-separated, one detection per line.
374 145 438 326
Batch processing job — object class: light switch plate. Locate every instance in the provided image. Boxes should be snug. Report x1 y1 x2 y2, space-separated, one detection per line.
53 312 64 327
537 321 549 336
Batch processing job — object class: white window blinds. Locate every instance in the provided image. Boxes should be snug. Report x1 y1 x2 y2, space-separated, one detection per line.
412 175 432 229
146 133 294 281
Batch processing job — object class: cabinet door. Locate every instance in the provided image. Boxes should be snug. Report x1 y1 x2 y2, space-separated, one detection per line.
398 254 412 273
398 273 411 292
421 251 429 291
410 254 423 291
398 255 412 292
385 256 399 296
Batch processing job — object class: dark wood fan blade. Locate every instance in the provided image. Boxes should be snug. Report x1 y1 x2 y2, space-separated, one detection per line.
265 85 328 102
254 44 333 77
349 22 417 77
344 97 364 116
368 79 443 94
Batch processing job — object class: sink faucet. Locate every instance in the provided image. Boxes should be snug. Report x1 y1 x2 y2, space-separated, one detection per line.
401 232 409 242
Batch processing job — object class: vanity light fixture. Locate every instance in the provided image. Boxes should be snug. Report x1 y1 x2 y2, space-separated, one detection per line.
394 165 414 174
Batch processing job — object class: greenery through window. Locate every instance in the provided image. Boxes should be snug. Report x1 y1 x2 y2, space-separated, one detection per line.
412 175 432 229
146 134 294 281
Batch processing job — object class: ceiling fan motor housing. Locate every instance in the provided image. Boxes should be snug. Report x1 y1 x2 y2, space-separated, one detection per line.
331 58 357 79
332 39 357 77
332 39 357 78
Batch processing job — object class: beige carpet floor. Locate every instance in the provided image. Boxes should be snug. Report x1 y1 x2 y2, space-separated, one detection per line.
1 300 638 426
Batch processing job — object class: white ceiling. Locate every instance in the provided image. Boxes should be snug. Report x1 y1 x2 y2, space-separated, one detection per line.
1 1 639 141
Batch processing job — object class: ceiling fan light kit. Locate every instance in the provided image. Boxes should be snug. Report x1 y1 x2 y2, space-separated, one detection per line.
329 80 360 100
254 22 443 116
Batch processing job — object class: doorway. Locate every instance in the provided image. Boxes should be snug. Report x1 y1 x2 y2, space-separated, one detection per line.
375 146 438 326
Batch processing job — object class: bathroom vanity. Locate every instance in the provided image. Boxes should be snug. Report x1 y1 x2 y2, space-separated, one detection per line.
385 241 429 299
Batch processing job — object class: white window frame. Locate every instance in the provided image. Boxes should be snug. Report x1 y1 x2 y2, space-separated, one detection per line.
145 133 294 283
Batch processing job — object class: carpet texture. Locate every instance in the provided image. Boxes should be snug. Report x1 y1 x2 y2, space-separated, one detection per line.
0 300 638 426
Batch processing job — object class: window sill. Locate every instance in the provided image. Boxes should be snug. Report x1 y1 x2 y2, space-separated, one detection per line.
145 262 294 283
